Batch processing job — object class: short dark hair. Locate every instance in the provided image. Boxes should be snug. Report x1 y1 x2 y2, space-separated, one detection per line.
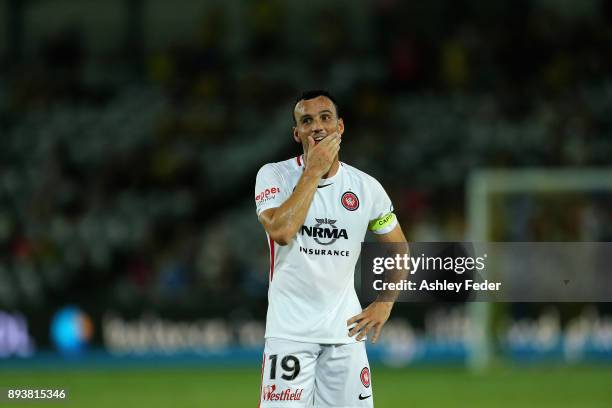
292 90 340 125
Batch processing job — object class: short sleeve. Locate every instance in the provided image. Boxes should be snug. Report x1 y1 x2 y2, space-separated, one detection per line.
368 178 397 235
255 164 290 216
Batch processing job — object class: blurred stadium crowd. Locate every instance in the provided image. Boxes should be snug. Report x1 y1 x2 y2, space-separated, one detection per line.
1 0 611 315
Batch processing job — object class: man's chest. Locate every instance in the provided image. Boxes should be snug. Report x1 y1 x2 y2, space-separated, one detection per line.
299 182 369 246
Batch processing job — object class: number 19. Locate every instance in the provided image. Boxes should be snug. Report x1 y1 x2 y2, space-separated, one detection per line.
268 354 300 380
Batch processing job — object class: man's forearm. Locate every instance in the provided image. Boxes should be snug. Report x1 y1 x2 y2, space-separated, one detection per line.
266 169 321 244
381 242 410 302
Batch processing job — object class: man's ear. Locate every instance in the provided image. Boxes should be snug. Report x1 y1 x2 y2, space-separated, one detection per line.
293 127 300 143
338 118 345 136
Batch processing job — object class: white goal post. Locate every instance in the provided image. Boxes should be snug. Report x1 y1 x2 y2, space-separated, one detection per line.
466 168 612 371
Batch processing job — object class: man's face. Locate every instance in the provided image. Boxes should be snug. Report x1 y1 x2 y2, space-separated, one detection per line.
293 96 344 153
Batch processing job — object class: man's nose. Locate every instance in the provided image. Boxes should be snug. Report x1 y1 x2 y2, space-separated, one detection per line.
312 119 324 132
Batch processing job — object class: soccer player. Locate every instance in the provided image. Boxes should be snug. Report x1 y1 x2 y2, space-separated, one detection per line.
255 90 408 407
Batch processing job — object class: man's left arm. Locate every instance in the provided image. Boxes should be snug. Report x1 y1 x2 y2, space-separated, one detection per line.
347 224 409 343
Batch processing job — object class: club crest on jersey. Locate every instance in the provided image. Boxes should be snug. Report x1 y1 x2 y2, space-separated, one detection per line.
341 191 359 211
300 218 348 245
360 367 371 388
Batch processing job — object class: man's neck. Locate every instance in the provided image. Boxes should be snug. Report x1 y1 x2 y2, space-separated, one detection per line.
322 158 340 179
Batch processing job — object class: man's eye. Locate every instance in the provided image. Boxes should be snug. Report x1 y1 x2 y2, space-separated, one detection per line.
321 115 330 121
302 118 312 124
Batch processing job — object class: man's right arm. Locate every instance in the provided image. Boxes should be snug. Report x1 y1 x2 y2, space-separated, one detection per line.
258 170 320 245
258 133 341 245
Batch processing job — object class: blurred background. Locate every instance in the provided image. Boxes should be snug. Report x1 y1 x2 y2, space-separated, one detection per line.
1 0 611 406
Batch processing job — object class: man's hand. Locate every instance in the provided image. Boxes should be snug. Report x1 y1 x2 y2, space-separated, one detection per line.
304 132 341 177
347 301 393 343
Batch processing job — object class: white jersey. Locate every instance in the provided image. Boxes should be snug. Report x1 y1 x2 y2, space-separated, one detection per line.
255 155 397 344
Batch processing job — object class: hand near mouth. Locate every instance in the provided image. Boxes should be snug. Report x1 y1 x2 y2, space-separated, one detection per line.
305 132 341 178
313 134 328 144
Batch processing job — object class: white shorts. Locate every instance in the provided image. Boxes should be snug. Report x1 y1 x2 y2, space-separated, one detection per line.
258 338 374 408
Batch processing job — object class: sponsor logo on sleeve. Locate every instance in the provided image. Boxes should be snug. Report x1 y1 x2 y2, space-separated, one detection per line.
255 187 281 206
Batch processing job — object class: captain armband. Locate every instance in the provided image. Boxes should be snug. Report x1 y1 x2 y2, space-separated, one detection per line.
368 212 397 235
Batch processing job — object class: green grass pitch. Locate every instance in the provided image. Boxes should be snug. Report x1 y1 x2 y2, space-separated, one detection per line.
0 365 610 407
